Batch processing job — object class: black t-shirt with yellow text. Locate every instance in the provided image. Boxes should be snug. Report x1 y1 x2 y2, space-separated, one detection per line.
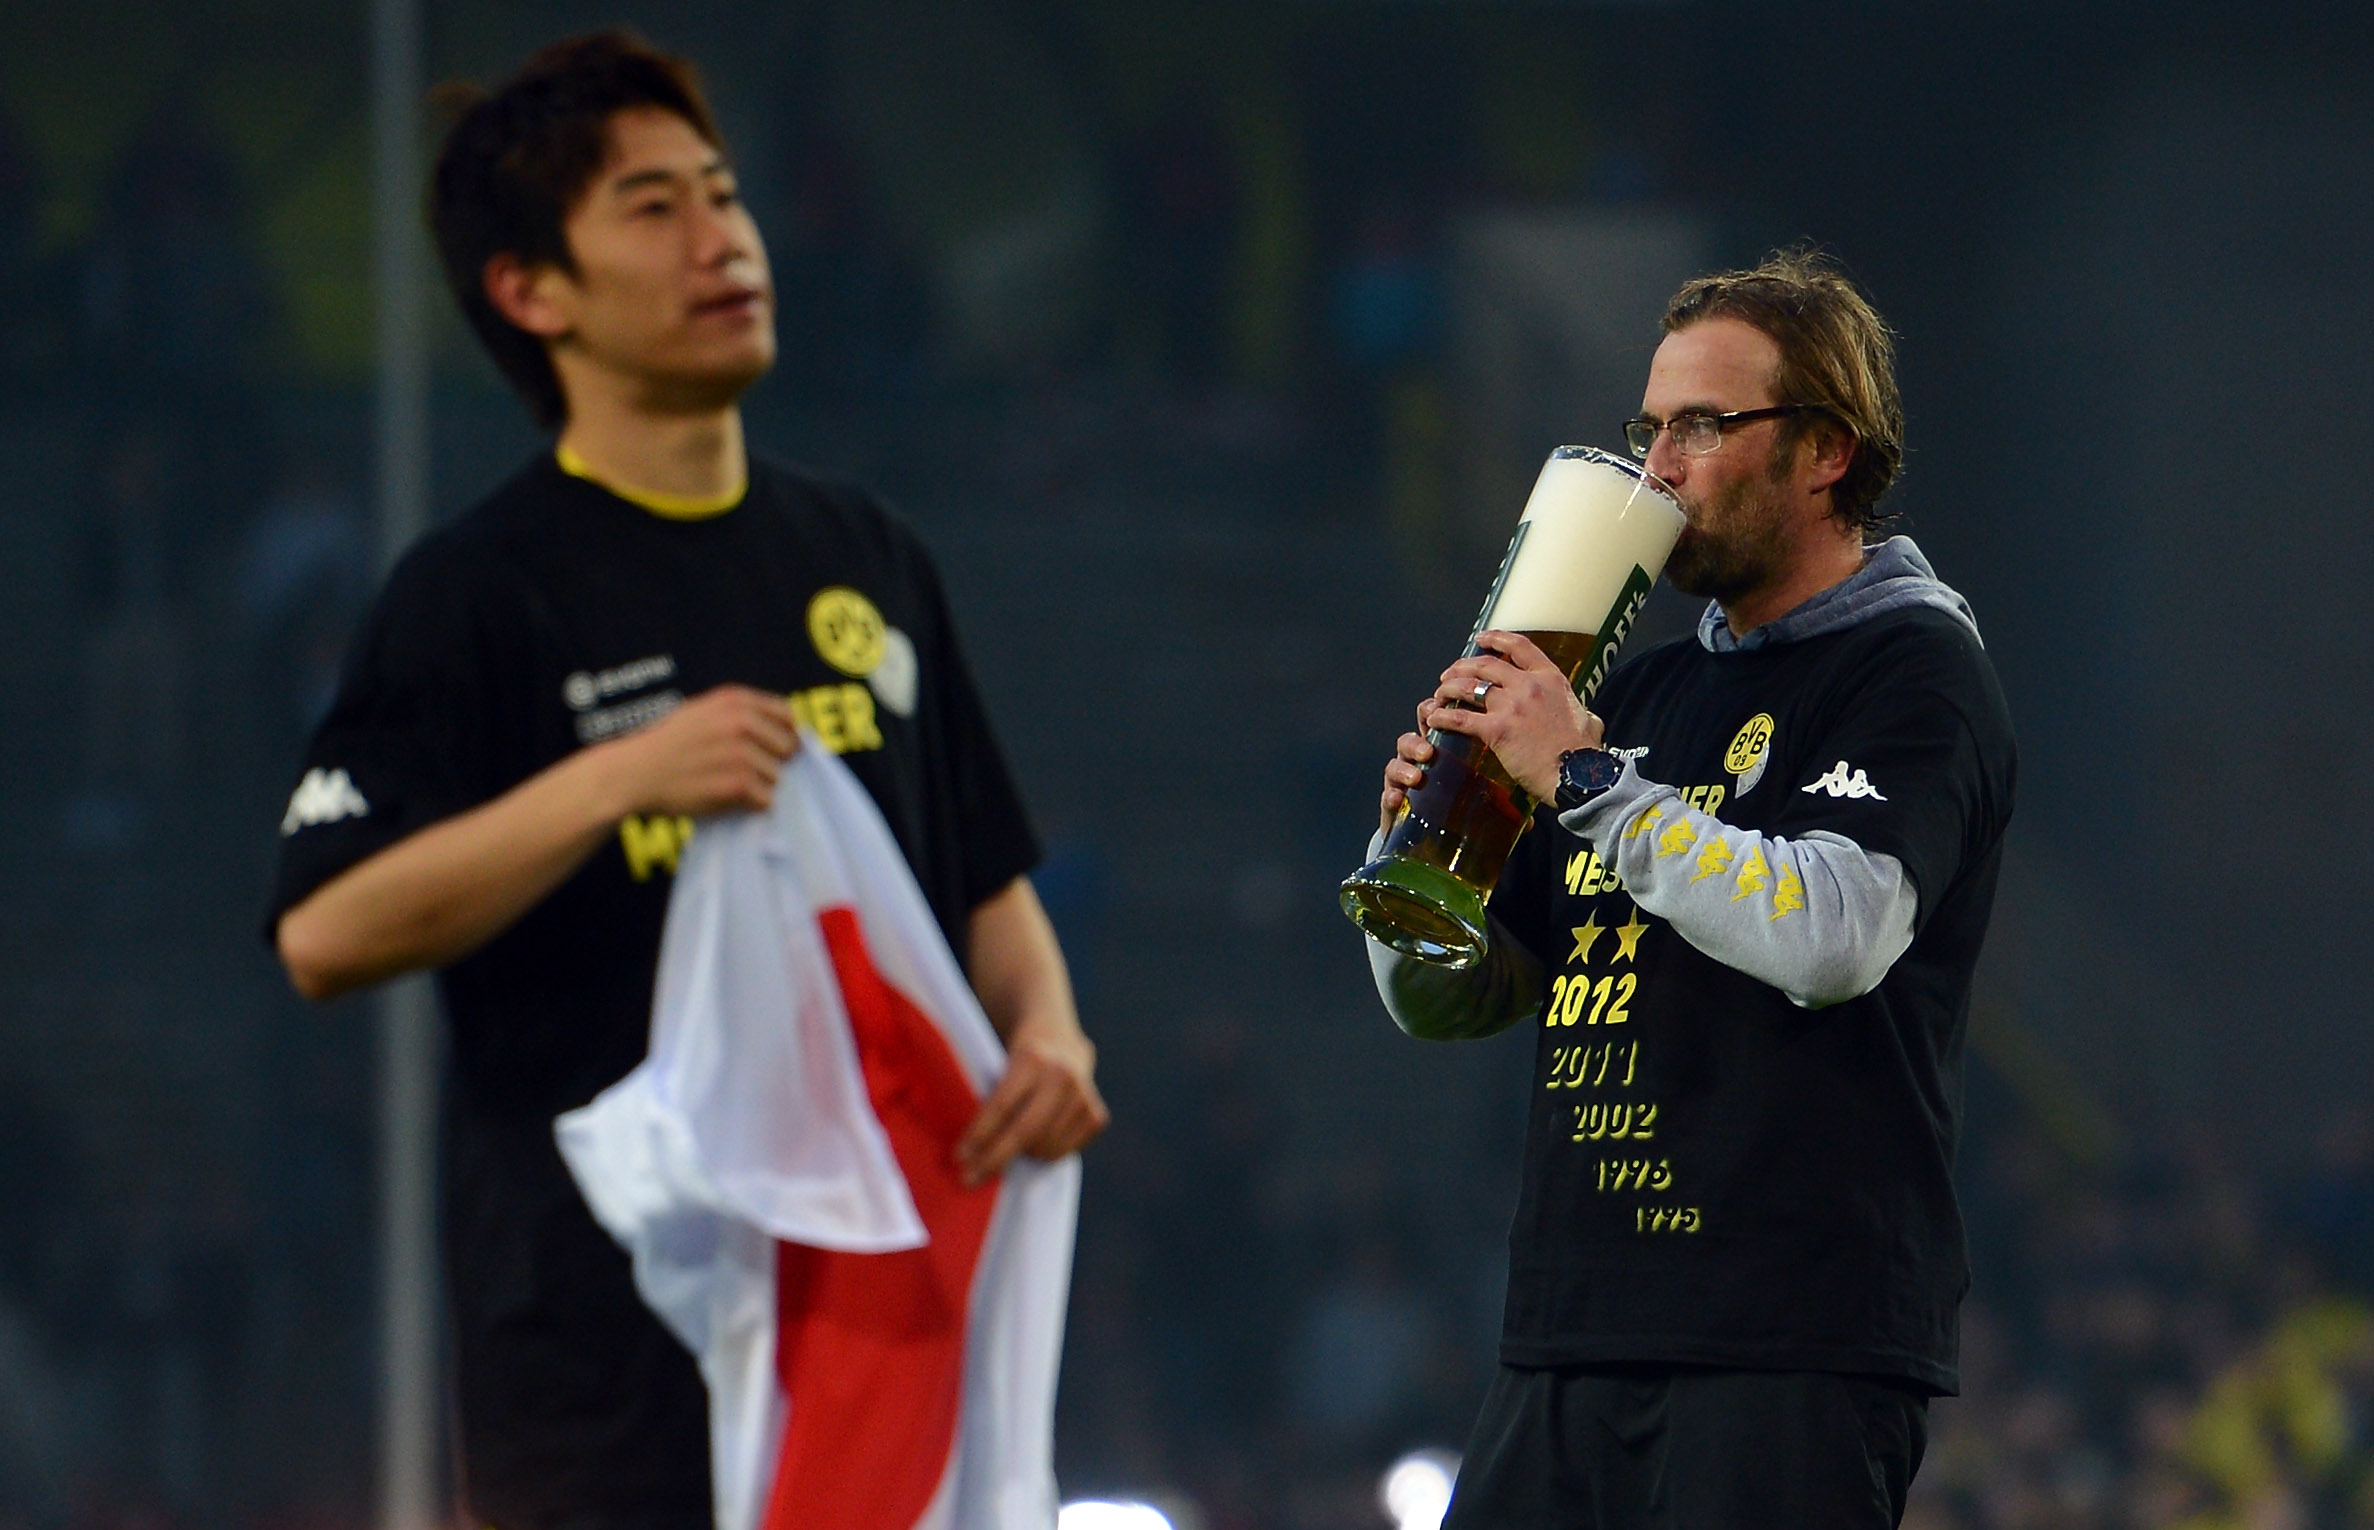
268 453 1040 1522
1489 606 2015 1394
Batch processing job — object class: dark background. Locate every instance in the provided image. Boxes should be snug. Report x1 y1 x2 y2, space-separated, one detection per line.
3 1 2373 1526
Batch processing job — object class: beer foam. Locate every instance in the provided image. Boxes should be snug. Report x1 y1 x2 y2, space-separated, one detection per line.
1484 448 1685 635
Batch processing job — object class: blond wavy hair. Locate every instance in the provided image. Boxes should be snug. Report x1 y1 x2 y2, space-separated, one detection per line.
1664 248 1905 534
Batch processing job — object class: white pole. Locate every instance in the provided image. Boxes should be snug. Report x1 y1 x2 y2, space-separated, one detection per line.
375 979 440 1530
369 0 438 1521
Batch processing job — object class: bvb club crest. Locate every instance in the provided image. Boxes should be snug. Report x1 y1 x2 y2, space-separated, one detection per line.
806 587 887 678
1726 712 1774 795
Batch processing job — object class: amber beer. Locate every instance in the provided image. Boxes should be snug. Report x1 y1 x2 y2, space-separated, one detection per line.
1341 446 1684 968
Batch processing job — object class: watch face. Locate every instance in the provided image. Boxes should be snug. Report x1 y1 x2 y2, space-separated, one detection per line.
1560 749 1622 807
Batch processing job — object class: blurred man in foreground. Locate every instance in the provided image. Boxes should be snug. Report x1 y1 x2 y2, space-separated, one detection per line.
268 32 1104 1525
1370 250 2014 1527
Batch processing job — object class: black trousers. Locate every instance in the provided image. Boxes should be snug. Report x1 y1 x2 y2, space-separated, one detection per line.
1441 1363 1929 1530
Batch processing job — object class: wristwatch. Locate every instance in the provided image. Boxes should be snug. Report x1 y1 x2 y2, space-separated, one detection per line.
1553 747 1626 812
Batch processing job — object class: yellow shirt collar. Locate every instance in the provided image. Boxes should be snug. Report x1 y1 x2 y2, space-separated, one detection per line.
555 443 745 520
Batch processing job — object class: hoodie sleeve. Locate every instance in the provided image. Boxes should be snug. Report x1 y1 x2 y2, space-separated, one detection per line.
1558 766 1916 1008
1367 922 1548 1039
1564 616 2012 1007
1358 831 1549 1039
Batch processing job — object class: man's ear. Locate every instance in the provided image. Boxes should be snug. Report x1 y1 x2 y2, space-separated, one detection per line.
483 253 573 341
1801 420 1856 496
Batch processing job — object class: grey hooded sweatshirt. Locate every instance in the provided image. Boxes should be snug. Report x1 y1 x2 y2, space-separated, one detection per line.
1369 535 1982 1035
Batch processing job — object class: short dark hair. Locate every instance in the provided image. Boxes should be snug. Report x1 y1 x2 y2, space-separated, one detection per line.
1663 248 1905 535
428 31 724 430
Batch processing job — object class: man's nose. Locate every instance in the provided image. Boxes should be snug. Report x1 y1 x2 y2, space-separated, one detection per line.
1645 430 1687 485
690 202 750 267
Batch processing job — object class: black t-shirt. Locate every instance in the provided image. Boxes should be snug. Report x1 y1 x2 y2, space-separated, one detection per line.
1488 605 2015 1394
268 453 1040 1523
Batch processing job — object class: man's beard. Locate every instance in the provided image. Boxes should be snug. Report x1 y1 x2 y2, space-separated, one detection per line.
1662 462 1794 607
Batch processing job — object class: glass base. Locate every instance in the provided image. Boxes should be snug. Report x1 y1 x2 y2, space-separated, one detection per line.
1339 854 1490 970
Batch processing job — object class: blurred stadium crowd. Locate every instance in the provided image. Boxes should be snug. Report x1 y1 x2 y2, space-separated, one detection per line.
1911 1104 2374 1530
2 3 2372 1527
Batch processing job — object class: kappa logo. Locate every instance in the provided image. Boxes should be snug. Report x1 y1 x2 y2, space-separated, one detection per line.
1802 760 1887 801
281 768 370 835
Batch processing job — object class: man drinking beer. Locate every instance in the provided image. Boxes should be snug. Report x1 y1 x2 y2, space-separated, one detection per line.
1369 250 2015 1528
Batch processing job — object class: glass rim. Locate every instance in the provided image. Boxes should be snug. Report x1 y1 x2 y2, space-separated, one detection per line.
1548 443 1680 508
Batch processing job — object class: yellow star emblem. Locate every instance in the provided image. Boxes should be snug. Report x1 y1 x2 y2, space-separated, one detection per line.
1567 915 1606 964
1613 906 1650 962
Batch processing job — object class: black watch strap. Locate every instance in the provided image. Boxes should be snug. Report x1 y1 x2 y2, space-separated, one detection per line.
1553 747 1625 812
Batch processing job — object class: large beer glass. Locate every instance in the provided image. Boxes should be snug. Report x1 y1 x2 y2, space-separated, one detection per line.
1341 446 1685 968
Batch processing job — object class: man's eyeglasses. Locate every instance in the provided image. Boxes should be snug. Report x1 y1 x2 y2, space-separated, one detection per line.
1622 405 1825 460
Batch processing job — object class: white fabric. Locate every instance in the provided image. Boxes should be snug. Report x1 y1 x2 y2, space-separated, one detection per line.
556 740 1079 1530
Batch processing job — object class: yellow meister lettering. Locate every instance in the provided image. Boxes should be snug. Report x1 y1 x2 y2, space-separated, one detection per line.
1565 848 1624 895
787 682 884 755
1679 783 1727 815
621 815 697 881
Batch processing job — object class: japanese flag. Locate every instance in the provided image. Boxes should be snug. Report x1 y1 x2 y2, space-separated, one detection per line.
556 742 1079 1530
